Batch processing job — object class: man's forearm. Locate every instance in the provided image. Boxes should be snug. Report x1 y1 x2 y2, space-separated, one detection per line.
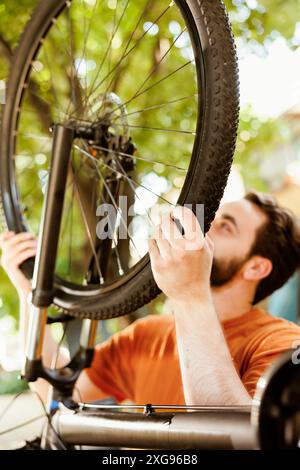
172 296 251 406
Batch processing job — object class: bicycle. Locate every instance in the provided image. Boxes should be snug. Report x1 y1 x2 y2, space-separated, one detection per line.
0 0 299 450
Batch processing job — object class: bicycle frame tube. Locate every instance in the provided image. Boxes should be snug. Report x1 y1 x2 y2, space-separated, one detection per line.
52 405 256 449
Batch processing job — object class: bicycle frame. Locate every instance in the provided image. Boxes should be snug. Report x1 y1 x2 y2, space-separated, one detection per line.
52 404 255 449
23 125 97 401
21 125 300 450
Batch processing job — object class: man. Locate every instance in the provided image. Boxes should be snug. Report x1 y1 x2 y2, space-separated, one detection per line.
1 192 300 406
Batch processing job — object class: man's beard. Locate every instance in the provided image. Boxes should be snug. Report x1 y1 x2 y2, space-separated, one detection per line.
210 255 248 287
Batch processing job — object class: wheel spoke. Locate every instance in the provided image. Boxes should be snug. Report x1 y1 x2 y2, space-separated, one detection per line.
91 160 142 260
50 6 89 118
107 0 118 78
68 180 75 279
106 60 192 117
106 212 125 277
72 164 105 284
80 0 99 83
41 42 66 120
64 2 87 117
67 3 76 108
60 156 78 259
110 94 198 121
75 145 175 207
67 184 75 281
112 122 196 135
73 0 100 111
113 155 154 228
75 145 169 258
81 2 172 115
91 144 187 171
127 28 187 106
83 0 130 112
87 0 154 119
102 160 175 207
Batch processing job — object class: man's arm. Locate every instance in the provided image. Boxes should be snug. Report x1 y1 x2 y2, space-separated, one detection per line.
0 231 134 404
149 208 251 406
172 296 251 405
0 232 98 402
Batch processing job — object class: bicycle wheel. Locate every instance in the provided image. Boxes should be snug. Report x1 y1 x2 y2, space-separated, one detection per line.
0 0 239 320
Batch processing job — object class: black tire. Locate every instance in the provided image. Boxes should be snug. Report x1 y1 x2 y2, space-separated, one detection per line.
0 0 239 320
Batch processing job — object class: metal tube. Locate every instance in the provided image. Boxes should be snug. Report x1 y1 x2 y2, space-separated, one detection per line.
25 306 48 361
78 403 250 412
80 319 98 349
52 408 257 449
32 124 74 306
24 124 73 368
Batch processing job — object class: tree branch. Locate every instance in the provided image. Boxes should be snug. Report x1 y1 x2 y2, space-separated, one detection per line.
0 34 52 131
0 35 13 61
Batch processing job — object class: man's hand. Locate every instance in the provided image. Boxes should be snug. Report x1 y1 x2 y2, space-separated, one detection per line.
149 206 214 302
0 231 37 298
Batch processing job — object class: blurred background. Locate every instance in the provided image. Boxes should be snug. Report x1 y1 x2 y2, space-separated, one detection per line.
0 0 299 391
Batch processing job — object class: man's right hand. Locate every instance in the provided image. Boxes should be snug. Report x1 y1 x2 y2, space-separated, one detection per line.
0 231 37 298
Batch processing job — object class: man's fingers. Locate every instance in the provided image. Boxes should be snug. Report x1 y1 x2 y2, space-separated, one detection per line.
3 232 36 249
148 237 161 268
171 206 203 243
149 236 159 255
7 239 38 257
154 225 172 260
14 248 37 267
160 213 183 249
0 231 15 248
170 206 205 251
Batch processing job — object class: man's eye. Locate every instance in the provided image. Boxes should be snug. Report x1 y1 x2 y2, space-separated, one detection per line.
221 222 231 232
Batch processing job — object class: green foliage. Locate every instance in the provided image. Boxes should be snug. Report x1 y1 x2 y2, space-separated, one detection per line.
224 0 300 47
0 272 19 320
0 0 39 46
236 107 292 190
0 369 29 394
0 0 39 78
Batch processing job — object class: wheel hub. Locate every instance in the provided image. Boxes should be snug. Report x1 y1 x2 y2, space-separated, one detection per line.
67 92 136 172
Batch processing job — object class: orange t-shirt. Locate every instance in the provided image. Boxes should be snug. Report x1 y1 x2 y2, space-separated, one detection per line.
85 309 300 404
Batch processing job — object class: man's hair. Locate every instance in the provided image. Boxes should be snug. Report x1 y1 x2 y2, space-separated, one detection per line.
245 192 300 304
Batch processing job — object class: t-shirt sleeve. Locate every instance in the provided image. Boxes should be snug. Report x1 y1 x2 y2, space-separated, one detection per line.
84 321 137 403
242 325 300 398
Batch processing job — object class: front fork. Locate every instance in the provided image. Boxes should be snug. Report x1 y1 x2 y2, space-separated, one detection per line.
22 125 97 401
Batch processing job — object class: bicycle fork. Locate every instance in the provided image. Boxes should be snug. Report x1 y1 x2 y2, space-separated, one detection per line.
22 124 97 401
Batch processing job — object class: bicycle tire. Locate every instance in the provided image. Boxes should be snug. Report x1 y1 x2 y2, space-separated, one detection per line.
0 0 239 320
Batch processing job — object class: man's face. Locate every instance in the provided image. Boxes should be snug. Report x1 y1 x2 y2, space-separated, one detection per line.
207 199 268 287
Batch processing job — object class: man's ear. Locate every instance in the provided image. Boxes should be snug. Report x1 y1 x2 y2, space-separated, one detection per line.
242 256 273 282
